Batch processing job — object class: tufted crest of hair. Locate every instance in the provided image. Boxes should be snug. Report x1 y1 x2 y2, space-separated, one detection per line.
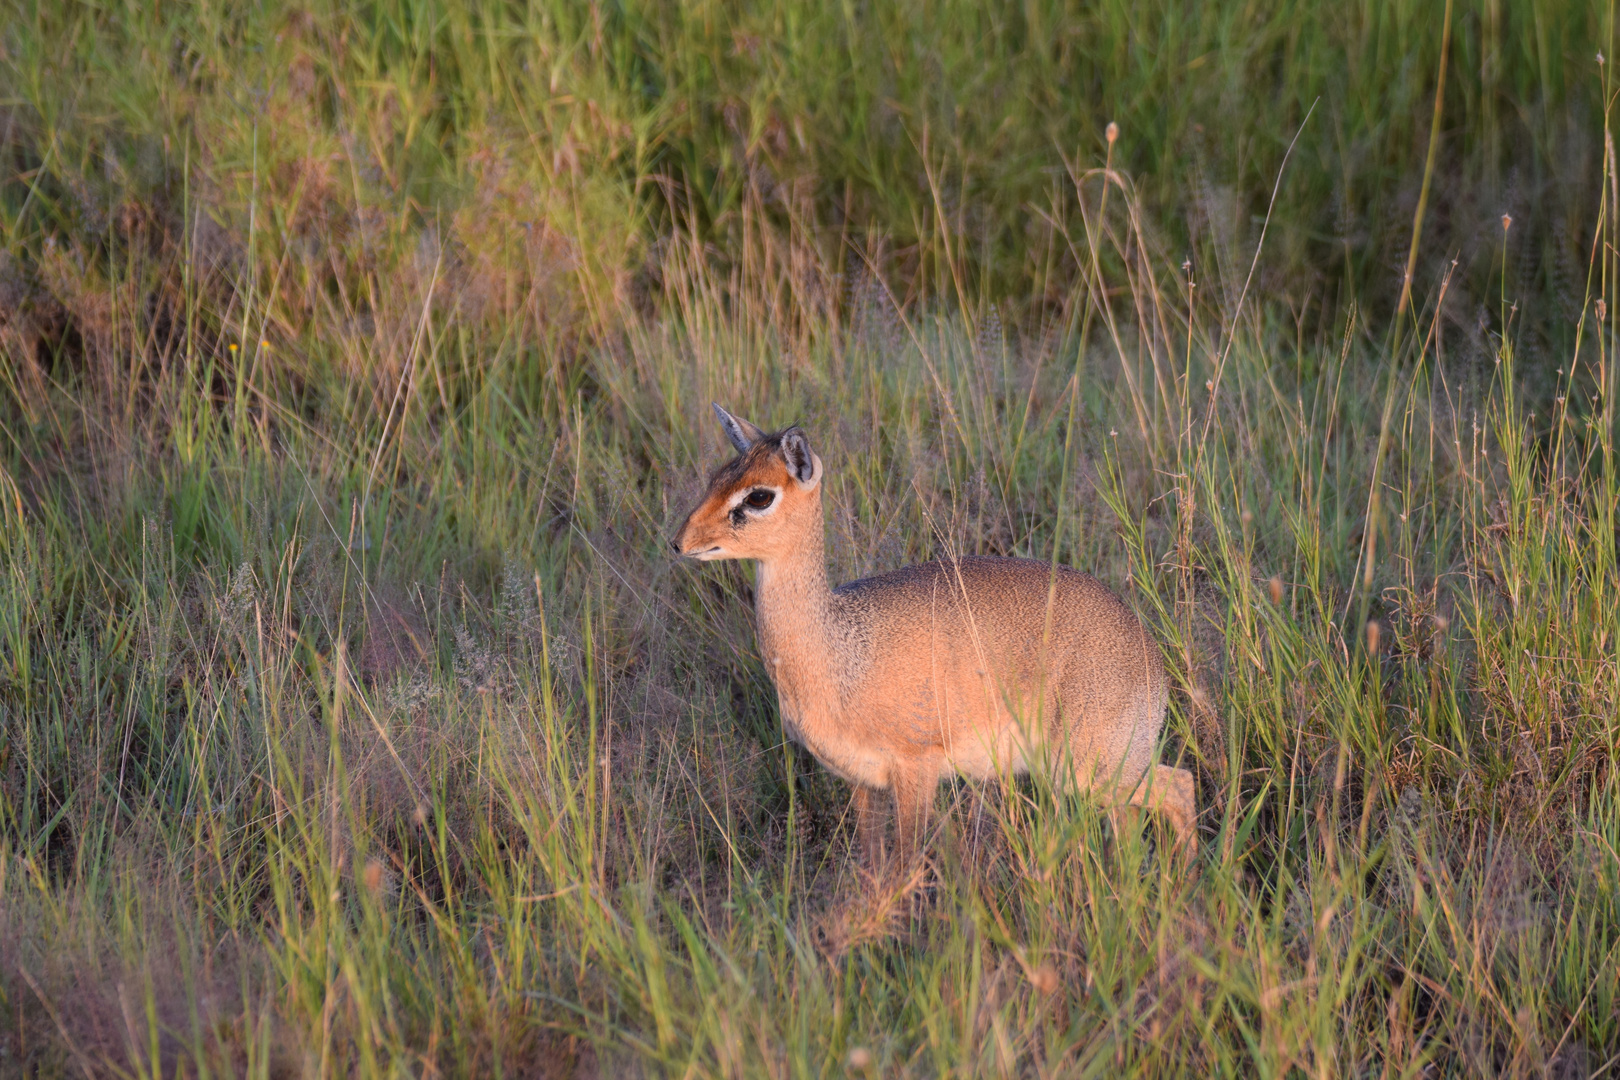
705 425 814 492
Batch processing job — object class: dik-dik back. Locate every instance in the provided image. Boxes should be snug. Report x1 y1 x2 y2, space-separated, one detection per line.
830 557 1167 781
673 405 1196 862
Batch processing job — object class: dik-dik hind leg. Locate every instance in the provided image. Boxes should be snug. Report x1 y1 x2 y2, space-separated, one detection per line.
850 786 886 868
1129 765 1198 855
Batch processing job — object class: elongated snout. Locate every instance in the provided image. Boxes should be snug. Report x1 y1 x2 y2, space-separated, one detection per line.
669 510 728 561
668 515 709 559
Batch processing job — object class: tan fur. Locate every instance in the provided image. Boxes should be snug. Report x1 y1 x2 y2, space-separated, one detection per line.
673 406 1198 865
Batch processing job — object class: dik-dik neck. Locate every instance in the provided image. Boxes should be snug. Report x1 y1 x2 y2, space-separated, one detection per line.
752 511 846 712
754 517 833 646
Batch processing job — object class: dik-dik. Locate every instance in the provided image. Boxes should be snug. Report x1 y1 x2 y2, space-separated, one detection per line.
671 405 1197 866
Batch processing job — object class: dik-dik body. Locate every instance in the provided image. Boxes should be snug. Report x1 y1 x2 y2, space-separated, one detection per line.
672 405 1196 864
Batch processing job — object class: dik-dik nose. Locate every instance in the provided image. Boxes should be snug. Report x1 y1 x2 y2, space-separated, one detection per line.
669 536 682 554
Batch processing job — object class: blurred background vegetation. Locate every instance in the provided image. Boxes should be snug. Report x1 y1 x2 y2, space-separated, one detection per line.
0 0 1609 376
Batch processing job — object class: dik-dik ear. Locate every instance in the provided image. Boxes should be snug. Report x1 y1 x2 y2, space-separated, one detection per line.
712 403 765 455
778 427 820 488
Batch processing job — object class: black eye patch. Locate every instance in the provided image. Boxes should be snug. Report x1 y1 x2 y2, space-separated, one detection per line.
729 488 774 527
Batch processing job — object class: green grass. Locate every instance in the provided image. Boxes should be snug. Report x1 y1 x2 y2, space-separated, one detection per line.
2 0 1620 1076
0 0 1609 349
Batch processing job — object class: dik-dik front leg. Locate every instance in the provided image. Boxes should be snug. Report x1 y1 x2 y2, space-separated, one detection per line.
851 785 886 867
888 763 938 867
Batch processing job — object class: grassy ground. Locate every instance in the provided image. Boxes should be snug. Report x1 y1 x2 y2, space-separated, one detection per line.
2 1 1620 1076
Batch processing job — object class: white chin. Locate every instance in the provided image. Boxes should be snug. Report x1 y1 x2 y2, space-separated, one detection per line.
692 547 727 561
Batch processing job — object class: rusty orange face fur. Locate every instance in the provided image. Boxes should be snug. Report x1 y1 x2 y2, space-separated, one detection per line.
670 404 822 563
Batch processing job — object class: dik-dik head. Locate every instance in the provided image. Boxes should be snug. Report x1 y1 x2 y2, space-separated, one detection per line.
671 404 823 563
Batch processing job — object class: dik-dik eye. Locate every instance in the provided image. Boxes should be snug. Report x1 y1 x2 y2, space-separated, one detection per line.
743 489 775 510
